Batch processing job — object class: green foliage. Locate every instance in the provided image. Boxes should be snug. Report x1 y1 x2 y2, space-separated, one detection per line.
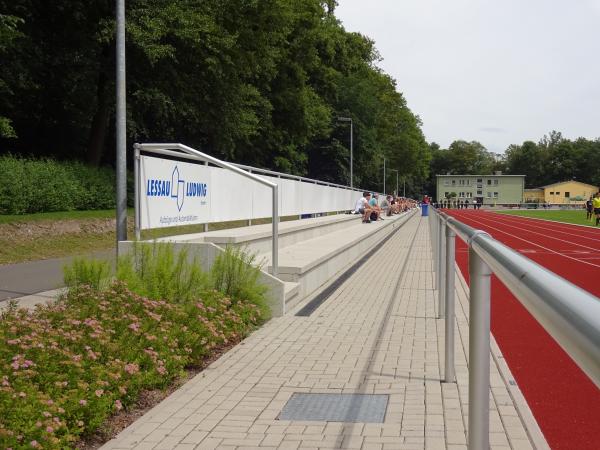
0 0 429 195
0 154 115 214
116 243 211 304
505 132 600 188
63 258 111 291
0 282 266 448
211 246 269 317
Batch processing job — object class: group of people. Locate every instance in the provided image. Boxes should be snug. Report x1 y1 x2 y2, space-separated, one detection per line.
354 192 416 223
585 192 600 226
434 199 481 209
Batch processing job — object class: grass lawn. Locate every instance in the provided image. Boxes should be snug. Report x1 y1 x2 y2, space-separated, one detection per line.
497 209 596 227
0 210 303 265
0 209 133 224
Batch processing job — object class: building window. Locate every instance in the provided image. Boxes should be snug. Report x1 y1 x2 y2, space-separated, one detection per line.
549 192 554 195
477 190 483 196
444 192 449 197
467 180 471 186
493 192 499 198
444 180 450 186
565 192 570 198
487 179 492 185
487 192 492 198
555 192 560 196
466 192 473 198
451 180 456 186
477 178 482 183
459 192 465 198
493 179 499 186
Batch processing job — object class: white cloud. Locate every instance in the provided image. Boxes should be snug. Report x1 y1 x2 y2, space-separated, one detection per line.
335 0 600 153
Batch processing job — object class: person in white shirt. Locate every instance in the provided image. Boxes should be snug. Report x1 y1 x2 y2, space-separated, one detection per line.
354 192 374 223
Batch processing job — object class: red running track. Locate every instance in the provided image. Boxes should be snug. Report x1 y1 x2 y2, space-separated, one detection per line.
444 210 600 449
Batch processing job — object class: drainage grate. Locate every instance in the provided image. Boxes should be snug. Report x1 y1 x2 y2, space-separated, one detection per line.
278 393 388 423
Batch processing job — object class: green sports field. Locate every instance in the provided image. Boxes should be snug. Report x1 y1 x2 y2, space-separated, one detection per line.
497 209 597 227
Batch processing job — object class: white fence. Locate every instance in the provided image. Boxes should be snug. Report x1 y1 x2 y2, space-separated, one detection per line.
136 145 365 231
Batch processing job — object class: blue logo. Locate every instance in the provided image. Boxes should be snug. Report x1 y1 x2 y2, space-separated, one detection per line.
147 166 208 212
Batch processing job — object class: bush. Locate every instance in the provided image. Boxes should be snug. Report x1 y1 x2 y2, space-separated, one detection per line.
2 243 271 448
0 283 266 448
0 154 117 214
63 258 112 291
115 243 211 303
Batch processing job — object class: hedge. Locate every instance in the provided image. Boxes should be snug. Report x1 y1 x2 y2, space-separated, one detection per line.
0 155 118 214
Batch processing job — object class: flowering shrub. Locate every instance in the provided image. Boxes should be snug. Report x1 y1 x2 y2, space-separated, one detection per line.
0 282 267 449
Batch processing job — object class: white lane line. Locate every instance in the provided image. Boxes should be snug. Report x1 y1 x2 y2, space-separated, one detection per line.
492 212 600 237
464 213 600 254
449 213 600 269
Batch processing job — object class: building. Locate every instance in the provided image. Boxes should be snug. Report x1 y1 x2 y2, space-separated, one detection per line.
436 174 525 205
524 180 599 205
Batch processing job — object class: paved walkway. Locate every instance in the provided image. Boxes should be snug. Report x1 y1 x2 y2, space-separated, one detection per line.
0 250 114 302
102 216 547 450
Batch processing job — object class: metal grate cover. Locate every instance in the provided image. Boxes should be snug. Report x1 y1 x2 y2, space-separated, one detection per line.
278 393 388 423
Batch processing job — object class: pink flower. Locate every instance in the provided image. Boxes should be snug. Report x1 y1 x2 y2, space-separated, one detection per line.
18 392 26 398
10 360 19 370
46 426 54 433
128 322 140 332
114 399 123 410
35 422 42 428
42 411 51 418
46 399 53 405
124 363 139 375
157 366 167 375
79 399 87 406
95 389 104 397
30 441 40 448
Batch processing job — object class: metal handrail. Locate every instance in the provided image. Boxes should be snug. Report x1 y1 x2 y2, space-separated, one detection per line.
429 207 600 449
134 143 280 277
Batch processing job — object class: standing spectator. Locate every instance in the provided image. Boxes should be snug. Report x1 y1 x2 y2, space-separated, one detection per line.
593 192 600 226
586 196 594 222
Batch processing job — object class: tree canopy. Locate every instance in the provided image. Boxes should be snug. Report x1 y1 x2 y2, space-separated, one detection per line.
0 0 431 195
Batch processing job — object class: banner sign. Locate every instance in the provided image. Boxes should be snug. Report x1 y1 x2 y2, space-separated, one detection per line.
139 155 210 229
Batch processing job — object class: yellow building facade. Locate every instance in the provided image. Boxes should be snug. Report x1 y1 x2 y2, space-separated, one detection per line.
524 181 598 204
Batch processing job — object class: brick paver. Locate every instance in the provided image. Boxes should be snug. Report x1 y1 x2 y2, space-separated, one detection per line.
102 216 547 450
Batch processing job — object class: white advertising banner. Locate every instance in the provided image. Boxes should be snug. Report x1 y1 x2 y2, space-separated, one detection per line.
139 154 361 230
139 155 211 229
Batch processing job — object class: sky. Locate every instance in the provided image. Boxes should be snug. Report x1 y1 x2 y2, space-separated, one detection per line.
335 0 600 154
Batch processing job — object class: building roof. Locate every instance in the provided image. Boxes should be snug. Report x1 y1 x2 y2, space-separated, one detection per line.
435 174 525 177
524 188 543 191
538 180 598 189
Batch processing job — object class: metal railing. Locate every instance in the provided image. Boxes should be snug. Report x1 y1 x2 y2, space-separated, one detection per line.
429 207 600 449
134 143 281 276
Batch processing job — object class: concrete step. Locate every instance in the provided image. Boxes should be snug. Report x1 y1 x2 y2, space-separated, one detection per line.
259 210 418 304
156 214 360 254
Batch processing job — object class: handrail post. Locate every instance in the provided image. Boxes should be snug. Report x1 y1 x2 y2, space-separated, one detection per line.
272 184 279 278
437 214 445 317
432 209 438 282
468 243 492 450
444 224 456 383
133 144 141 242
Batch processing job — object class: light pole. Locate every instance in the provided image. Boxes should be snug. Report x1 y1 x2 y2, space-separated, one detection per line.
337 117 353 188
383 157 386 194
116 0 127 245
391 169 398 196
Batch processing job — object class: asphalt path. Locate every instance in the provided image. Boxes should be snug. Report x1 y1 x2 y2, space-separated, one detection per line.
0 250 115 302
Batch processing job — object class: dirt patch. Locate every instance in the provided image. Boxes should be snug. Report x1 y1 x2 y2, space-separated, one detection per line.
0 218 133 241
